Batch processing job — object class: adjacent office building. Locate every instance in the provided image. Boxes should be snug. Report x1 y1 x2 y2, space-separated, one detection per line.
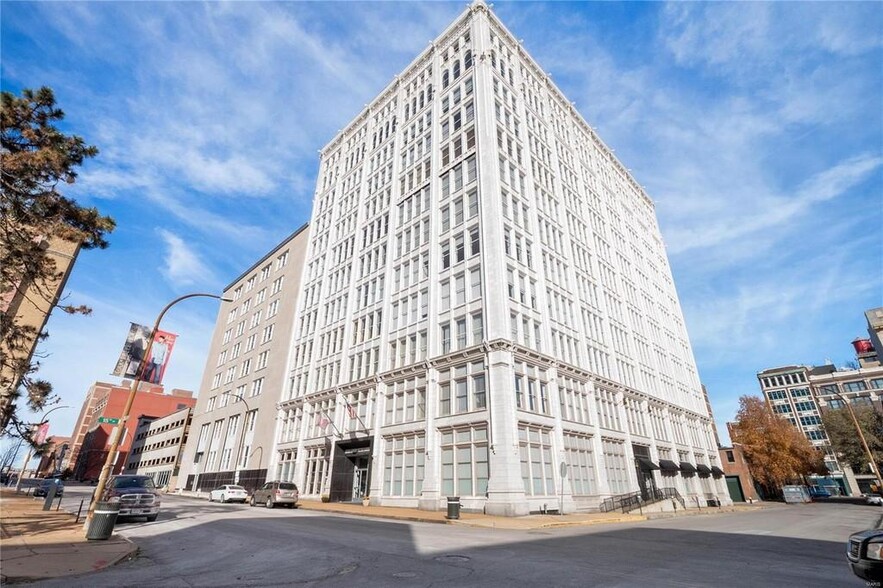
758 307 883 495
1 236 80 429
125 406 192 489
67 381 195 480
176 225 310 492
265 2 723 515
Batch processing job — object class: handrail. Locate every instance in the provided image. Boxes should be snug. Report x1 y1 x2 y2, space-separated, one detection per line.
600 487 686 513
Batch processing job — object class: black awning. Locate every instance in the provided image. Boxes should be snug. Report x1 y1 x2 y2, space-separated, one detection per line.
710 466 725 478
636 457 660 471
696 464 713 477
679 461 697 474
659 459 681 473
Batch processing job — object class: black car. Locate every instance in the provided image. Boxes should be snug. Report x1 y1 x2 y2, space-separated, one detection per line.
848 529 883 582
34 478 64 497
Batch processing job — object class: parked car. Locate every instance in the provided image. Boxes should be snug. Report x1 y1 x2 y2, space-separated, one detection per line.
866 494 883 506
250 481 298 509
102 475 161 521
209 484 248 503
33 478 64 497
848 529 883 582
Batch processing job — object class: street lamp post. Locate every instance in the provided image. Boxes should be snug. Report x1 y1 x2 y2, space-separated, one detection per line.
84 293 230 532
14 405 70 491
222 392 251 485
827 390 883 493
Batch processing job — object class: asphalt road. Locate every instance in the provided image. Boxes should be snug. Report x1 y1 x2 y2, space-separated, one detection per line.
44 486 879 588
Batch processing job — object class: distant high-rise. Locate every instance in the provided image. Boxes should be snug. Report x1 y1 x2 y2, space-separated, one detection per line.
261 1 723 516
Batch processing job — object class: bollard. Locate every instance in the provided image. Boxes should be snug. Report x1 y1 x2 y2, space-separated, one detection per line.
56 493 63 511
42 483 58 511
75 499 85 524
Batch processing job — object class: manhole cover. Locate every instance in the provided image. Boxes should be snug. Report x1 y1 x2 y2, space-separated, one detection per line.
434 554 471 563
393 572 418 578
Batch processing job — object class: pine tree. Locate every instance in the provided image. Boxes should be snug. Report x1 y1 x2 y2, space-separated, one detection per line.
1 87 115 441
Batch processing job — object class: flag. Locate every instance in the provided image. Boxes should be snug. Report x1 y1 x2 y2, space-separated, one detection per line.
318 417 330 430
346 403 357 419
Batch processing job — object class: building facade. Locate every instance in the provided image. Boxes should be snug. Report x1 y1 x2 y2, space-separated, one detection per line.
68 381 195 481
125 407 192 489
270 2 724 516
757 310 883 495
35 435 71 477
176 225 310 493
1 236 80 429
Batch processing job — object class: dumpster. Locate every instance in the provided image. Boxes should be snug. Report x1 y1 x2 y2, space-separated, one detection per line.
446 496 460 520
86 501 121 540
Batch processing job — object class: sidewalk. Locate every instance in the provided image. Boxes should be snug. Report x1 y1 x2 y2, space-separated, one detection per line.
294 499 767 529
294 498 649 529
0 488 137 584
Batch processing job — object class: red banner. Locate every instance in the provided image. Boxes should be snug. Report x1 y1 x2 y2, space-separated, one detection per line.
34 422 50 445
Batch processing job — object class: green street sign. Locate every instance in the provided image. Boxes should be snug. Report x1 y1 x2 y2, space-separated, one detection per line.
98 417 120 424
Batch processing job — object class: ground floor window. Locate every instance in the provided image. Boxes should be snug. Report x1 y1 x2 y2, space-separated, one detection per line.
440 425 489 497
563 432 596 496
276 450 297 482
383 433 425 496
518 424 554 496
602 439 629 494
303 445 327 495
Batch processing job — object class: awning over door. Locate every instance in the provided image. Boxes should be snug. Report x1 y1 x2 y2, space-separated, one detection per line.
636 457 660 471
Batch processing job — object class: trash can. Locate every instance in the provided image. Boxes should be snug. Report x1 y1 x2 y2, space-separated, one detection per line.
446 496 460 520
86 501 120 540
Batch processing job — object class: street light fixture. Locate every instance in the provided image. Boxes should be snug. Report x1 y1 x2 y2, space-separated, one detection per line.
221 391 252 485
14 404 70 491
84 293 231 533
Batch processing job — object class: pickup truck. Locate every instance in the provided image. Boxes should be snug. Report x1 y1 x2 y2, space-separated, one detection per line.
103 475 161 521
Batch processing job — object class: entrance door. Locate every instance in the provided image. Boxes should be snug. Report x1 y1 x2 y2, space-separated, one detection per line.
352 457 369 501
638 470 657 501
726 476 745 502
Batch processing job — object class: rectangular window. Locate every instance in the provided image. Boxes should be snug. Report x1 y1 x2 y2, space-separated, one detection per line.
455 274 466 306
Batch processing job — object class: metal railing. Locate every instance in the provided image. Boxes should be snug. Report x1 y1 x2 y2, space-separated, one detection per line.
600 487 686 513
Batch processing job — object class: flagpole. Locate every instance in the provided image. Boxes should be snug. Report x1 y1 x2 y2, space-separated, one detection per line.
345 400 370 432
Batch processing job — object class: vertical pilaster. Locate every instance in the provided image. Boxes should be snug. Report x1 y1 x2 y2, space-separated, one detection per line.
485 346 529 516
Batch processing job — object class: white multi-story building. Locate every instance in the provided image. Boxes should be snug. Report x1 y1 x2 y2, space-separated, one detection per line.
272 1 723 515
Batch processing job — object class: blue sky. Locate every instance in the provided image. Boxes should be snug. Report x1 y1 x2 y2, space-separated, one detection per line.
2 1 881 448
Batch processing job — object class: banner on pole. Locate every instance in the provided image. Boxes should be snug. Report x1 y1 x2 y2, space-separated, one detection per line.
34 422 50 445
112 323 178 384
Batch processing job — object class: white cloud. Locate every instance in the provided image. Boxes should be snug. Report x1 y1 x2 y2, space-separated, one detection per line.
157 229 214 288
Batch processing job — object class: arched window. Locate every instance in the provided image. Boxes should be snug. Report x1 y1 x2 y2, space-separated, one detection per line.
464 50 473 69
442 70 450 88
453 60 461 80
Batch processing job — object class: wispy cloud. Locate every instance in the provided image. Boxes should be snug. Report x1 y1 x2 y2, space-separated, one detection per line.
157 229 214 288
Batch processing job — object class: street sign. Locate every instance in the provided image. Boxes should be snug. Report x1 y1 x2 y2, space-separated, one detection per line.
98 417 120 425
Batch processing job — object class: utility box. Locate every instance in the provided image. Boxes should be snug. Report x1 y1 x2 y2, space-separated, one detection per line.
782 485 811 504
